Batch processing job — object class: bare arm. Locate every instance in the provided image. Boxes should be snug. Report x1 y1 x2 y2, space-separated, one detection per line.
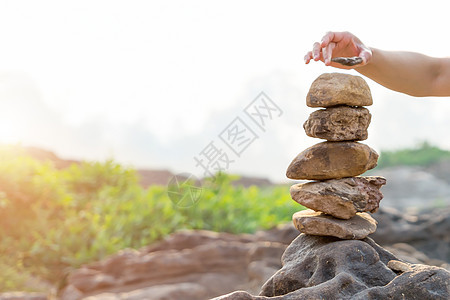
358 49 450 96
305 32 450 97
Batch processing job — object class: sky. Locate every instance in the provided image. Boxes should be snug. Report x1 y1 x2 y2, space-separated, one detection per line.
0 0 449 182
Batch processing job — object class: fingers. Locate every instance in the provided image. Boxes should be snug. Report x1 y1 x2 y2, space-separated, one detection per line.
312 42 321 61
309 31 349 65
320 32 334 47
305 31 371 68
322 42 336 65
304 51 313 64
305 39 335 65
321 31 348 47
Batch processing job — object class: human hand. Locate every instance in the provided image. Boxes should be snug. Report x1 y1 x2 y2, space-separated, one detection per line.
304 31 372 69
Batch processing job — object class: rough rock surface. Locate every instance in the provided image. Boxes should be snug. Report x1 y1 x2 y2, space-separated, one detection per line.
286 141 378 180
292 209 377 239
55 208 450 300
290 176 386 219
83 283 209 300
60 230 290 300
303 106 371 141
306 73 373 108
213 234 450 300
371 206 450 264
0 293 47 300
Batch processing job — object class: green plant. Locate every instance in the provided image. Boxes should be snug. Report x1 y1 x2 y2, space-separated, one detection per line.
0 151 303 291
376 141 450 169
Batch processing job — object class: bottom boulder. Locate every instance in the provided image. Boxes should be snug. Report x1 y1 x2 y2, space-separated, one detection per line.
213 234 450 300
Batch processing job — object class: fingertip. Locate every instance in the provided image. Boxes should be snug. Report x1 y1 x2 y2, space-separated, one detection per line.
361 53 371 65
304 52 312 64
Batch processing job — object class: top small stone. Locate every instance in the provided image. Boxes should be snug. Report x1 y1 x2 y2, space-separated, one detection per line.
307 73 373 108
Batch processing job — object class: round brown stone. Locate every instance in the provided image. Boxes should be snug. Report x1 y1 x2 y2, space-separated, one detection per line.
292 209 377 239
286 141 378 180
303 106 371 141
306 73 373 108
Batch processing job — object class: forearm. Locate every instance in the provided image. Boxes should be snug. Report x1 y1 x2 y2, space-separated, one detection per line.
356 48 443 97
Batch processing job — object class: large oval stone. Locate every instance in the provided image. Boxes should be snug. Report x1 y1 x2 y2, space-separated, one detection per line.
303 106 371 141
292 209 377 239
286 141 378 180
290 176 386 219
306 73 372 108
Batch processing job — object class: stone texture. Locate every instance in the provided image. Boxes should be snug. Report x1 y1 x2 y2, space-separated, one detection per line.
306 73 373 108
331 56 363 66
303 106 371 141
213 234 450 300
387 259 412 273
286 141 378 180
83 283 209 300
59 218 450 300
61 230 290 300
290 176 386 219
292 209 377 239
352 263 450 300
59 286 83 300
0 293 47 300
371 206 450 264
215 234 396 299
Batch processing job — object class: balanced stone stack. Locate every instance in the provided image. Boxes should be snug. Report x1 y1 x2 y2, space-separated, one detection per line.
212 72 450 300
287 73 386 240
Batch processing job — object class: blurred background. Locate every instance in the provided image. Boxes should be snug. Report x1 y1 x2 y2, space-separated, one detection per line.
0 1 449 299
1 0 450 182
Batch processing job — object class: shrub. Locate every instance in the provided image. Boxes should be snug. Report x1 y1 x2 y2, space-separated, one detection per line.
0 151 301 291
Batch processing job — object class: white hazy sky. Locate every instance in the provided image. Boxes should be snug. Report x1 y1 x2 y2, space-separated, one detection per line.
0 0 449 182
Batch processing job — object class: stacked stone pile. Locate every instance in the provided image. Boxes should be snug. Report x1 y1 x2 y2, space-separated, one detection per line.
212 72 450 300
287 72 386 239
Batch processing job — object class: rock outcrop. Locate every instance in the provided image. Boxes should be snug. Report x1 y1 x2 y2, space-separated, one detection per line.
371 205 450 264
0 293 47 300
213 234 450 300
54 206 450 300
60 230 292 300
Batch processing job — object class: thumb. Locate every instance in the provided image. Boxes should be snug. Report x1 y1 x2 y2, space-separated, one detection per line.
359 47 372 65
